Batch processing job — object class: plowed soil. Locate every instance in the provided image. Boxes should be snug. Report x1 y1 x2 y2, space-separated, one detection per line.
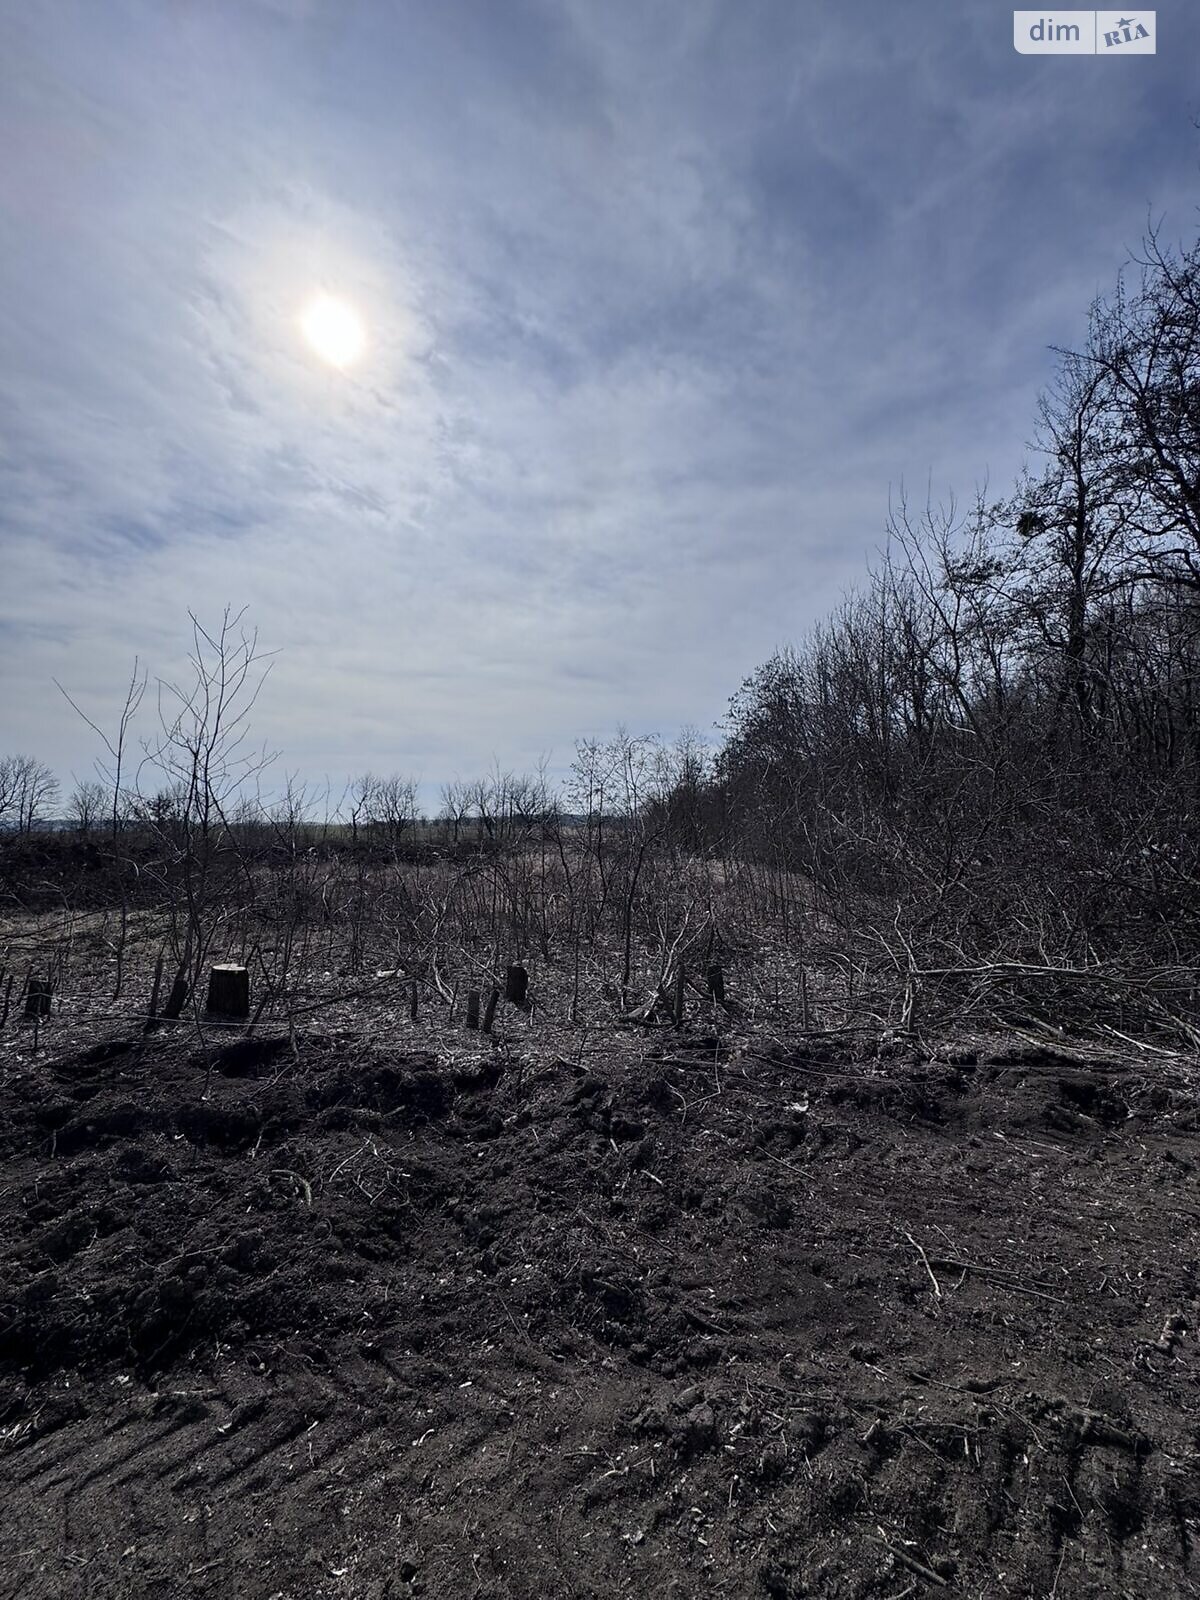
1 1017 1198 1598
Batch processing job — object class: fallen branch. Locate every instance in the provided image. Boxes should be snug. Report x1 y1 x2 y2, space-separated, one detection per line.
926 1255 1066 1304
902 1231 942 1300
869 1534 948 1588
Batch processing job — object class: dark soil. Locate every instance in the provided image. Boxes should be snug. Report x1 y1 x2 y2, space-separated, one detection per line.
1 1020 1198 1598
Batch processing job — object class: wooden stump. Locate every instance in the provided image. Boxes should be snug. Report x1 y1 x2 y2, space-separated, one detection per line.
465 989 481 1030
505 964 529 1008
206 963 249 1020
23 978 52 1020
482 986 500 1034
706 963 725 1004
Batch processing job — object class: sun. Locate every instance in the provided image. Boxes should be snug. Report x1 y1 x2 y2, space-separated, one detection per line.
300 293 366 368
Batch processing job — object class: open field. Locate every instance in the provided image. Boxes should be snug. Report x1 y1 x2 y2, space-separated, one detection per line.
1 988 1197 1600
7 8 1200 1599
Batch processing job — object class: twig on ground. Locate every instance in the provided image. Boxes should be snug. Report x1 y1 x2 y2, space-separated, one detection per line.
869 1534 948 1587
902 1231 942 1300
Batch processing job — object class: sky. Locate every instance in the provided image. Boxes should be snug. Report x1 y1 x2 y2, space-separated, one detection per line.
1 0 1198 809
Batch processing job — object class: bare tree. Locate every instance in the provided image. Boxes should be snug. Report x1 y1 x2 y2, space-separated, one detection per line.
141 609 275 1018
0 756 21 829
367 774 420 843
56 658 147 841
439 779 470 845
69 779 109 835
1057 226 1200 591
345 772 376 846
0 756 60 834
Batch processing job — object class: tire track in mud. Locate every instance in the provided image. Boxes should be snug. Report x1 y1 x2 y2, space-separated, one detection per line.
1 1031 1198 1598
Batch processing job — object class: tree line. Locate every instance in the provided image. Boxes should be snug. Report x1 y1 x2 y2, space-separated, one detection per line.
714 224 1200 974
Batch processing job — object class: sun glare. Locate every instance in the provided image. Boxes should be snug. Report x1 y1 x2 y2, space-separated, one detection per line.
300 293 366 368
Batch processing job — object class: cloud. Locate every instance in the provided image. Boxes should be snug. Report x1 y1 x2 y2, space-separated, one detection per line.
1 0 1198 803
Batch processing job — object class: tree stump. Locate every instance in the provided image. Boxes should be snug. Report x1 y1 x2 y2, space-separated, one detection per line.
482 986 500 1034
23 977 53 1020
505 964 529 1008
706 963 725 1004
465 989 481 1030
206 963 250 1020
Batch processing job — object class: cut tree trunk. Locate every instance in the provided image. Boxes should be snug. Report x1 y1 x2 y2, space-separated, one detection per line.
23 978 53 1020
505 964 529 1008
206 963 250 1020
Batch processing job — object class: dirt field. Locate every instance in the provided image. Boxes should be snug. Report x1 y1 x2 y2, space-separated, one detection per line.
1 1008 1197 1599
